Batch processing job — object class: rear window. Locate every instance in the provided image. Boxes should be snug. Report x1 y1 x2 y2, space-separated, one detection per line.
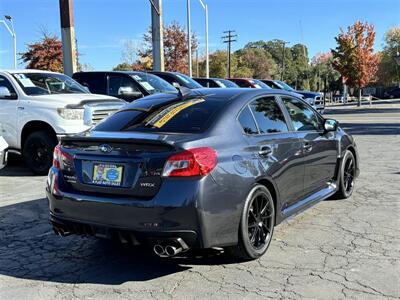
94 97 226 133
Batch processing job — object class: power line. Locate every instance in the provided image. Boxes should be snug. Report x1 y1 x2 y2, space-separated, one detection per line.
222 30 237 78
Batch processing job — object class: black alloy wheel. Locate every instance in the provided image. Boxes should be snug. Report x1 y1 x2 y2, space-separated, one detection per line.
333 150 356 199
247 192 274 250
343 154 355 195
227 185 275 260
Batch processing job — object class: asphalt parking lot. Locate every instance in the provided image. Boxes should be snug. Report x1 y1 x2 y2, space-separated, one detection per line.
0 101 399 299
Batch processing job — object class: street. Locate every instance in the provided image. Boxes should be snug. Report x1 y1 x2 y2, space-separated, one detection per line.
0 101 399 299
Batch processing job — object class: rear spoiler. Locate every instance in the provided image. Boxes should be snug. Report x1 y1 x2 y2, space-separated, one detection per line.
60 132 177 149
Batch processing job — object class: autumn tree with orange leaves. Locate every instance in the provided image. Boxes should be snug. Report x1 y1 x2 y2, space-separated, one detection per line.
331 21 379 106
20 34 64 73
133 21 197 74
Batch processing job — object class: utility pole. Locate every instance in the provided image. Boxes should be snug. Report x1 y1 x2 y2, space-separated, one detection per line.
59 0 77 76
187 0 192 76
280 41 289 81
150 0 164 71
196 49 199 77
222 30 237 78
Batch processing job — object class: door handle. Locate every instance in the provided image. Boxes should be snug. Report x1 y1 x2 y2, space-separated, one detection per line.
259 146 272 157
303 142 313 152
17 106 24 110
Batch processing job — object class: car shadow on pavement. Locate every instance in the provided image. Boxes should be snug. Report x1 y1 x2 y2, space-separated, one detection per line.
0 153 34 177
339 122 400 135
0 198 238 285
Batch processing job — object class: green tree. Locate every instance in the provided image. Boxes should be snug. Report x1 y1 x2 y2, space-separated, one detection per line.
377 27 400 86
113 62 133 71
331 21 379 105
207 50 229 78
234 48 278 79
290 43 310 90
310 52 341 92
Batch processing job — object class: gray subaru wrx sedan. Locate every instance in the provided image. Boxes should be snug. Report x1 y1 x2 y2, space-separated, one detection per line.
47 88 359 260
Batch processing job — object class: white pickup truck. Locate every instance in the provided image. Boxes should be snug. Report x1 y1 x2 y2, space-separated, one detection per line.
0 69 126 174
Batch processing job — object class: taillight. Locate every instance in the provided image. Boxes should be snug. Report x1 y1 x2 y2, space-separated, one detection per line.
52 143 73 169
162 147 217 177
53 144 61 168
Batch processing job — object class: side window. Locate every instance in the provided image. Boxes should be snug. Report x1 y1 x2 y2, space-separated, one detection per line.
249 97 288 133
0 75 17 99
238 106 258 134
157 74 179 86
281 96 322 131
235 80 248 88
75 73 106 94
108 75 139 96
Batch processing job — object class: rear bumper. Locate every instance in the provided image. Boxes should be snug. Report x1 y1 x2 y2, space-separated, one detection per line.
50 214 199 247
46 167 243 248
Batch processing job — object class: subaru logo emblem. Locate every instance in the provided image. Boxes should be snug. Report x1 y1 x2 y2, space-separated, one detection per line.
99 144 112 153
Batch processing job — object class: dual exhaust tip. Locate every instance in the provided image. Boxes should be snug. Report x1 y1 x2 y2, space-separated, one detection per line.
53 224 188 257
153 238 189 257
53 225 71 237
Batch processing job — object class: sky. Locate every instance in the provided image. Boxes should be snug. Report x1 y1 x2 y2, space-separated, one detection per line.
0 0 399 70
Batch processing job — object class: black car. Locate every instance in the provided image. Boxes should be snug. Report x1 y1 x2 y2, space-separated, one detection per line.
149 71 203 89
384 87 400 99
229 78 271 89
72 71 177 102
47 88 359 260
262 79 324 113
193 77 239 88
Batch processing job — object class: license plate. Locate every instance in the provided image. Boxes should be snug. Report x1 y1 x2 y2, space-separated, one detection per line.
92 163 123 186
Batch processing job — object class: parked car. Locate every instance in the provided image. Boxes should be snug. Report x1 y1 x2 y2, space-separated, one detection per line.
72 71 177 102
332 94 345 103
259 79 304 99
193 77 239 88
262 79 325 113
384 87 400 99
47 88 359 260
149 71 203 89
0 69 126 174
228 78 271 89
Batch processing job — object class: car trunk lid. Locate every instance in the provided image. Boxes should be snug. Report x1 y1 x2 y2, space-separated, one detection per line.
57 132 182 198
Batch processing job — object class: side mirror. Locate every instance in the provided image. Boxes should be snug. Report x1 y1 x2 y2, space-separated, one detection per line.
324 119 338 132
0 86 16 99
118 86 143 98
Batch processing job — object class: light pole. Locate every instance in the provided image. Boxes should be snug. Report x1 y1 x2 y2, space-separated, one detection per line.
187 0 192 77
394 46 400 88
197 0 209 78
280 41 289 81
1 15 16 69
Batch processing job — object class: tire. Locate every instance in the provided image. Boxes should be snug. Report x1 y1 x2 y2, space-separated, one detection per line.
333 150 356 199
227 184 275 260
23 130 58 175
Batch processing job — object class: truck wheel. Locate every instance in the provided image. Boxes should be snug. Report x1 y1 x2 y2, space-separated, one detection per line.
23 130 58 175
226 185 275 260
